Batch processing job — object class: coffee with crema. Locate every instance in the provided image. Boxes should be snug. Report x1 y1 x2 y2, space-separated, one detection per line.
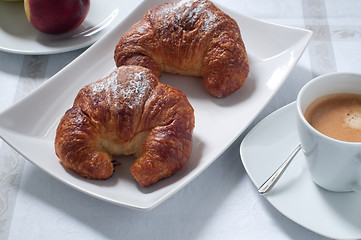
304 93 361 142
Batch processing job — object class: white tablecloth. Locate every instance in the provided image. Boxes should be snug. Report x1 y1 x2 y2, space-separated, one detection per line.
1 0 360 239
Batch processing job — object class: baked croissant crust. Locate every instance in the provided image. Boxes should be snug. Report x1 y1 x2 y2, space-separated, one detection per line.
114 0 249 98
55 66 195 187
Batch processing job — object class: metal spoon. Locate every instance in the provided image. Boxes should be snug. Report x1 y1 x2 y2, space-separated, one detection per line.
258 144 302 194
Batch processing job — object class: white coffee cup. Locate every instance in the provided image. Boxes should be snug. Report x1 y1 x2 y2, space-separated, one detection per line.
296 72 361 192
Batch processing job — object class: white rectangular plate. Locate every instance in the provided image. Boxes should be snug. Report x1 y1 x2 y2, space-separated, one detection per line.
0 0 312 210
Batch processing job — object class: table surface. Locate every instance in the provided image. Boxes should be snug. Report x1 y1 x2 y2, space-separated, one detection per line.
1 0 360 239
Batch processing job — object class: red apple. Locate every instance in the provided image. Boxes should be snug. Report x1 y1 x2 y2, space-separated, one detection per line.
24 0 90 34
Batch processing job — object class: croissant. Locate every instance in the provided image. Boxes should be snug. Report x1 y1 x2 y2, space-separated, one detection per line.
55 66 195 187
114 0 249 98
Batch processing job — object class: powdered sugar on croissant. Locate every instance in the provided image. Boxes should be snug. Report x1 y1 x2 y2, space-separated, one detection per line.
55 66 195 187
114 0 249 98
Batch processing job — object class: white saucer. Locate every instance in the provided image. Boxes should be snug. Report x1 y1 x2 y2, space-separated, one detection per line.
0 0 141 55
240 102 361 239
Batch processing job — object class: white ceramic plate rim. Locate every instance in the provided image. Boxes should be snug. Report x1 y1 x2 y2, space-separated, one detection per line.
0 0 142 55
0 0 312 210
240 101 361 239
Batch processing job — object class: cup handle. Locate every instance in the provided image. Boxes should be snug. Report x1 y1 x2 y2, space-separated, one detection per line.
351 181 361 191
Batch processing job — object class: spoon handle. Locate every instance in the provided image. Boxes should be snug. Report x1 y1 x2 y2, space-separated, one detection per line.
258 144 302 194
